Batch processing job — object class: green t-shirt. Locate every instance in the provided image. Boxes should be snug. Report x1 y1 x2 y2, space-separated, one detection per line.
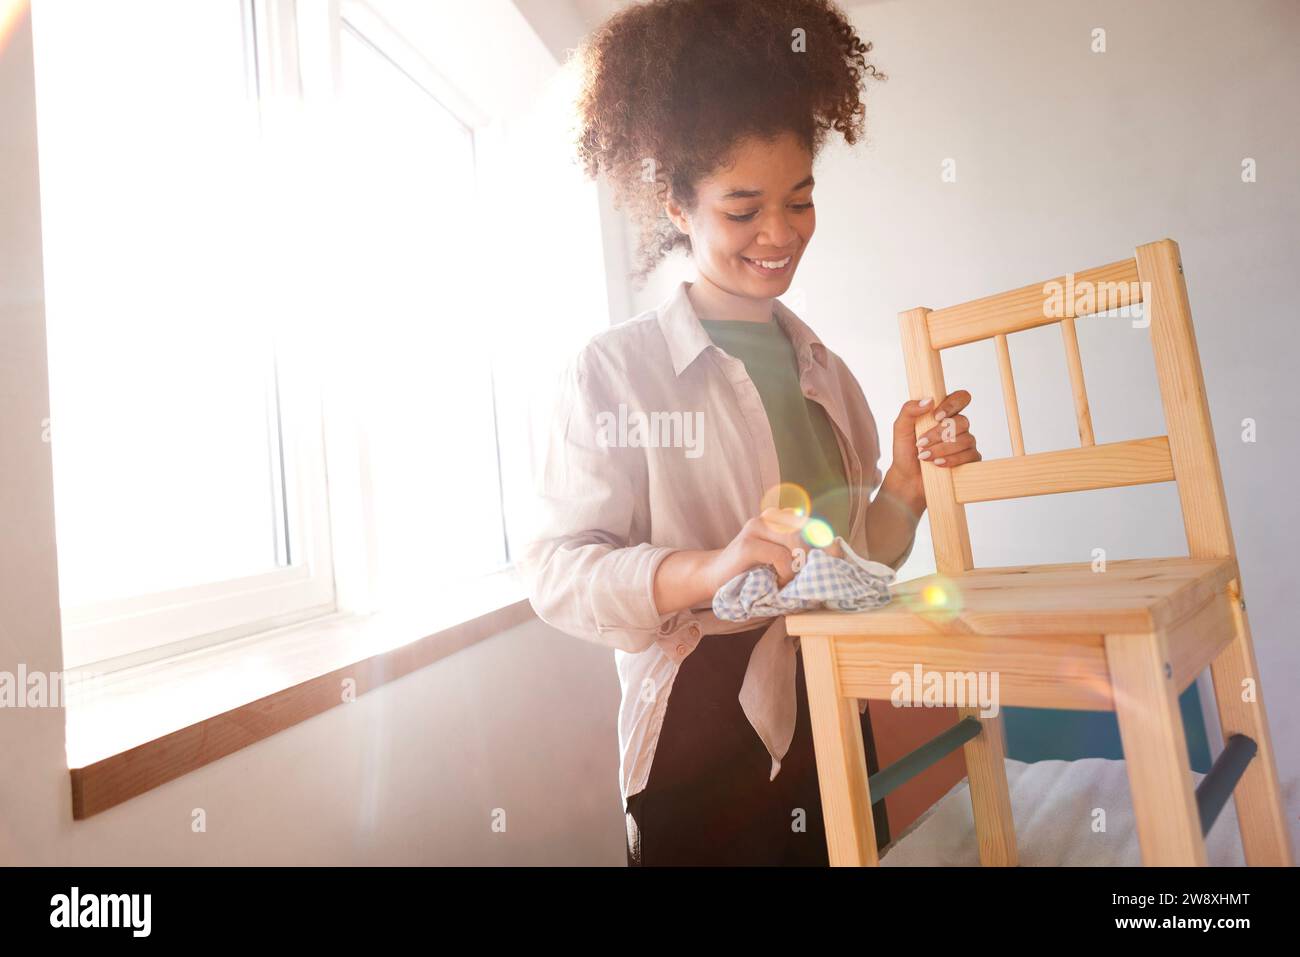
700 314 851 541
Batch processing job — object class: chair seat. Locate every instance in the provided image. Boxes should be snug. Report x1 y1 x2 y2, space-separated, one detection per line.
786 556 1238 639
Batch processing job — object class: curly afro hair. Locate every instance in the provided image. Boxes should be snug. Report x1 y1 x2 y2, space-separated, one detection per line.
569 0 884 285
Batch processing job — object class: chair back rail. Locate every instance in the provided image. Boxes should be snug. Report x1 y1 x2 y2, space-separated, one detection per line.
898 239 1237 575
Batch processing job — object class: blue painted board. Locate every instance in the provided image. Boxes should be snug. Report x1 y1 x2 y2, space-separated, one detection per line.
1003 682 1212 773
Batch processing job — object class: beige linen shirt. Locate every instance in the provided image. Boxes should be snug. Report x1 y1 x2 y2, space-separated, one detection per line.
519 280 920 812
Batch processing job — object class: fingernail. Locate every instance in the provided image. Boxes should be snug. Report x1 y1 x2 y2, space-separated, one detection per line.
935 409 947 421
934 457 946 465
916 437 930 448
918 397 932 408
918 449 931 460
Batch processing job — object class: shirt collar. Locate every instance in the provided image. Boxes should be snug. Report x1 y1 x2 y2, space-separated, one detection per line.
656 280 829 377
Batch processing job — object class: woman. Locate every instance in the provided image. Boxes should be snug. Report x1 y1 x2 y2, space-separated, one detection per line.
521 0 982 866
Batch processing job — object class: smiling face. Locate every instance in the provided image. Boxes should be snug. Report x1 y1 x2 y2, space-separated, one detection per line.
665 130 815 300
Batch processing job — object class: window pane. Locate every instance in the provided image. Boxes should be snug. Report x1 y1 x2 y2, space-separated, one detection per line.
32 0 287 606
336 27 506 605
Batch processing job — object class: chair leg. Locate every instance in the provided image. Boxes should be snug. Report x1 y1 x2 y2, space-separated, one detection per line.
959 707 1018 866
801 635 879 866
1209 581 1294 866
1105 630 1208 865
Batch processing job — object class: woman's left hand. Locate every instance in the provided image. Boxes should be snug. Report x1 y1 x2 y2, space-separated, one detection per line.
888 389 983 507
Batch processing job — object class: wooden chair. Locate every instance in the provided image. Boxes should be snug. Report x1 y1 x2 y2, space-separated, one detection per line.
785 239 1292 867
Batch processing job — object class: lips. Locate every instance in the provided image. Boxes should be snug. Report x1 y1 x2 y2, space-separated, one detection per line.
744 255 792 269
742 253 794 277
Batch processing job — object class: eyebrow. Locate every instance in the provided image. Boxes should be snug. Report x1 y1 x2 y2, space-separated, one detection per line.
720 174 815 200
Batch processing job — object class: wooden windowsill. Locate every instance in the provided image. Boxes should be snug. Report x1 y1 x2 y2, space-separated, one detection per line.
66 568 536 820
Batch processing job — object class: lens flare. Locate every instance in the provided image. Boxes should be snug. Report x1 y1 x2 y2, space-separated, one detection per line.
0 0 30 59
759 482 811 533
921 585 946 605
898 573 965 623
801 517 835 548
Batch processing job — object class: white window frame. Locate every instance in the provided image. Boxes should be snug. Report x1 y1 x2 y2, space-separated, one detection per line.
59 0 337 671
303 0 506 620
60 0 535 673
334 0 491 128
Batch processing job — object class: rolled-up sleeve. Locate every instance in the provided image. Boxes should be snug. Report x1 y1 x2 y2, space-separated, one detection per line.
517 345 680 654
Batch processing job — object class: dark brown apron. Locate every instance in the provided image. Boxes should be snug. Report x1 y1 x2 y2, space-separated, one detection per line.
626 622 889 865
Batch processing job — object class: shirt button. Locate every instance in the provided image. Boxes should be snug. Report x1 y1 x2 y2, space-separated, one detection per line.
675 644 688 656
689 624 701 639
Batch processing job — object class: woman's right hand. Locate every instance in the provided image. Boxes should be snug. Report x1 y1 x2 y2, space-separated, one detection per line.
706 507 809 590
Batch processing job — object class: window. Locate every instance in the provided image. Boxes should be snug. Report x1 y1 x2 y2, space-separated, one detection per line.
329 17 508 610
316 0 612 614
33 0 612 672
34 0 333 668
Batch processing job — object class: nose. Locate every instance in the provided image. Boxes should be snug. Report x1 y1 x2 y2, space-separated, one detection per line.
755 207 799 250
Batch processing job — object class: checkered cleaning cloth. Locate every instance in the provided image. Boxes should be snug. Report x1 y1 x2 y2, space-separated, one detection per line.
712 536 897 621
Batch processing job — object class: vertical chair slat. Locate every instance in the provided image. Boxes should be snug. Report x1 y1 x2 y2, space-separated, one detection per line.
801 635 880 866
1105 629 1208 865
1211 581 1295 864
1131 239 1291 866
1136 239 1234 558
899 307 974 573
993 333 1026 455
959 708 1019 866
1059 316 1096 446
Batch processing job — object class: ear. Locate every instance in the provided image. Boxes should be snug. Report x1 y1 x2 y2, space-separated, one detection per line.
664 192 691 237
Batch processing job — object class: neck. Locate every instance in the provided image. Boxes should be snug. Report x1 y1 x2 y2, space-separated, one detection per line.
687 273 774 323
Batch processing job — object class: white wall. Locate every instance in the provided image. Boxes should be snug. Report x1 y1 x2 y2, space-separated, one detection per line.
47 616 626 866
630 0 1300 803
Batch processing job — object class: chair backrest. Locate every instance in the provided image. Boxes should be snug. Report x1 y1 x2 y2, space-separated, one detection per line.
898 238 1237 574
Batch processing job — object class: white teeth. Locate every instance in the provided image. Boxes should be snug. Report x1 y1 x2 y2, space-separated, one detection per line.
750 256 791 269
